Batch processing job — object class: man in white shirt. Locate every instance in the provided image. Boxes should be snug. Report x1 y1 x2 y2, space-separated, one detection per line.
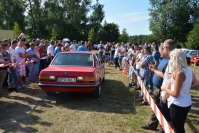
70 40 77 51
47 40 55 64
7 40 19 90
15 37 28 88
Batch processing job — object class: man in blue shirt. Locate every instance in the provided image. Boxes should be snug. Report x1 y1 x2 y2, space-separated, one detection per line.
54 43 62 56
77 41 88 51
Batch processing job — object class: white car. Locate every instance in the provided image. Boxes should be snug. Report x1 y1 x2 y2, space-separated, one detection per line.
183 49 199 58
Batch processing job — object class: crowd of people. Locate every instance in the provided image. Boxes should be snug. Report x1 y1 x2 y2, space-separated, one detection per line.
96 39 199 133
1 35 199 132
0 33 93 95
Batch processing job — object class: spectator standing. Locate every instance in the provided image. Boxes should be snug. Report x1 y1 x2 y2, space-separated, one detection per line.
77 41 88 51
0 42 10 95
104 42 111 63
26 43 39 82
137 46 153 105
38 44 47 72
34 46 40 80
118 43 126 71
70 40 77 51
15 38 27 88
7 40 19 91
98 41 105 60
86 41 92 51
54 43 62 56
161 49 192 133
114 43 120 69
140 40 175 132
47 40 55 64
109 43 115 65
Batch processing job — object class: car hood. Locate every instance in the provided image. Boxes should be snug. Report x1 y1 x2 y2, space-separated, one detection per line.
40 66 96 77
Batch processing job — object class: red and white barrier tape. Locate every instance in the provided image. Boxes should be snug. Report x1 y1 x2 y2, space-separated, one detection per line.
131 66 174 133
0 57 47 68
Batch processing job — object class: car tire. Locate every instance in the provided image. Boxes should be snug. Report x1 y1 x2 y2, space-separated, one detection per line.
91 85 101 98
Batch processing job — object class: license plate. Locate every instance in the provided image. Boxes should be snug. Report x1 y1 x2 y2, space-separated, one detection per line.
57 77 76 82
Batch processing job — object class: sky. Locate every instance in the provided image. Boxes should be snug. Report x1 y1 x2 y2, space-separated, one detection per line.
99 0 151 36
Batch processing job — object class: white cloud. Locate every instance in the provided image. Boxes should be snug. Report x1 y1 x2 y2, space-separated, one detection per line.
105 12 150 24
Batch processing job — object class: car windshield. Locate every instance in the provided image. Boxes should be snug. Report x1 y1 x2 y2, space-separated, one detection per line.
51 53 94 66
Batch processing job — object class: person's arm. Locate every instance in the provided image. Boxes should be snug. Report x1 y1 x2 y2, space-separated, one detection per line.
162 71 185 97
18 52 27 58
150 66 164 78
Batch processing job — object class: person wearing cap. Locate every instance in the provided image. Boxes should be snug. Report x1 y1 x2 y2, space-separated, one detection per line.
77 41 88 51
47 40 55 64
15 37 28 88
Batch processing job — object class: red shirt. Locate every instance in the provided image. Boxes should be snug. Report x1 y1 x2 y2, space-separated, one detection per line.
38 47 46 57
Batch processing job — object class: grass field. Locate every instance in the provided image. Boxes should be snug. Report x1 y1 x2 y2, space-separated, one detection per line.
0 63 198 133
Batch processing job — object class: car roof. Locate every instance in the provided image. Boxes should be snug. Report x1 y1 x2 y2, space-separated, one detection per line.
59 51 96 54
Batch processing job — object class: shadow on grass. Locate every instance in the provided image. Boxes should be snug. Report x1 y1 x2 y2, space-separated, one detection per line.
186 93 199 133
0 100 52 133
46 79 136 114
0 87 53 133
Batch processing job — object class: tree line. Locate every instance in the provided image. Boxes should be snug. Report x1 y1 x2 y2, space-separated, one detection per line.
0 0 125 44
0 0 199 49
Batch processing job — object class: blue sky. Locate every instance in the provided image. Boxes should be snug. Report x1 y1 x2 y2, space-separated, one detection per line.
99 0 151 36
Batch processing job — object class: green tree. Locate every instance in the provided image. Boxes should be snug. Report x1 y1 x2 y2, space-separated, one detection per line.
51 27 59 40
13 22 21 39
98 22 120 43
89 2 105 31
149 0 198 43
186 23 199 50
118 28 129 43
128 35 151 44
0 0 25 30
88 28 98 44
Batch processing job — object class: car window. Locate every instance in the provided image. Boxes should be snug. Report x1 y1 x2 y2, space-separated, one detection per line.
51 53 93 66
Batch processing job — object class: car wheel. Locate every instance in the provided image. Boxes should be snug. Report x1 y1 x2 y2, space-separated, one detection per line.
92 85 101 98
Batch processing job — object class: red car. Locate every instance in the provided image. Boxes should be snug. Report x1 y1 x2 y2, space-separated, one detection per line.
190 55 199 65
38 51 105 98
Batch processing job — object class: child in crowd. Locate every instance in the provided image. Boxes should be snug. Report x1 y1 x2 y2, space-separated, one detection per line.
122 53 129 71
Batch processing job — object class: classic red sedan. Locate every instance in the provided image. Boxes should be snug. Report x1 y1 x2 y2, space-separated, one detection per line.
38 51 105 97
